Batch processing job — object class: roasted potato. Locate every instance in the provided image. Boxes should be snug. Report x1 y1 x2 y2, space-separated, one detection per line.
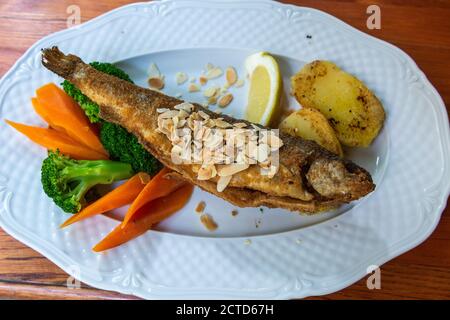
279 107 343 157
291 60 385 147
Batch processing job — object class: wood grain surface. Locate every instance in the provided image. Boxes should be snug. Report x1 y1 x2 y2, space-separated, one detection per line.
0 0 449 300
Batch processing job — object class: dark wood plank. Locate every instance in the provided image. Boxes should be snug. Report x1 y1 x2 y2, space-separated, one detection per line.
0 0 449 300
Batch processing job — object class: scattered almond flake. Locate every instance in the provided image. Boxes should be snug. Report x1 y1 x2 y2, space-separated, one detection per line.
218 163 249 177
225 66 238 86
199 75 208 86
218 93 233 108
206 62 214 71
201 101 209 108
205 67 223 79
147 62 161 77
233 122 248 129
195 201 206 214
235 79 245 87
217 175 232 192
175 72 188 85
160 110 180 119
149 88 164 94
198 110 210 120
148 77 164 90
257 143 270 162
156 108 170 113
200 213 218 231
214 109 223 114
174 102 194 112
203 86 219 98
207 95 218 105
214 118 232 128
268 133 283 150
231 209 238 217
188 83 200 92
244 239 252 245
220 85 229 94
197 164 217 180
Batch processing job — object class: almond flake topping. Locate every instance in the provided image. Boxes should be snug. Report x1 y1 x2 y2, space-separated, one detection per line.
205 67 223 79
225 67 238 86
218 93 233 108
175 72 188 85
156 102 284 192
235 79 245 88
188 83 200 92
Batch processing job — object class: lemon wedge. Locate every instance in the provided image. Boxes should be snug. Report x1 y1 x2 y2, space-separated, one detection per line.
244 52 282 126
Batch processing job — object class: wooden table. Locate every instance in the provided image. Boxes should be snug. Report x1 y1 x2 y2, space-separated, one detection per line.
0 0 449 300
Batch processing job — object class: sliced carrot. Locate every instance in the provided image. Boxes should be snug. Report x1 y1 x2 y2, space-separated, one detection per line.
31 98 60 131
93 184 193 252
35 83 107 156
60 172 150 228
5 120 107 160
121 167 184 228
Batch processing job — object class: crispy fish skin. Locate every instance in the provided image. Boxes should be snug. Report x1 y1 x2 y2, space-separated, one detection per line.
41 47 375 213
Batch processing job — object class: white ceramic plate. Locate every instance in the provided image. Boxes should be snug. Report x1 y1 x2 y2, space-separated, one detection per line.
0 0 449 299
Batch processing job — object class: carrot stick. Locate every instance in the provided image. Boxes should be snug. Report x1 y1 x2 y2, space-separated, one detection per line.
60 172 150 228
35 83 107 156
31 98 62 132
93 184 193 252
121 167 184 228
5 120 107 160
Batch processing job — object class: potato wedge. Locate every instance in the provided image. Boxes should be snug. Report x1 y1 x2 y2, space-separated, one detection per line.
291 60 385 147
279 107 343 157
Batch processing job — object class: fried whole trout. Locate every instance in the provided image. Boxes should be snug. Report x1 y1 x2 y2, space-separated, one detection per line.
41 47 375 213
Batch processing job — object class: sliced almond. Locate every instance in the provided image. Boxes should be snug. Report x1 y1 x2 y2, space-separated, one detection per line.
214 118 231 128
159 110 180 119
198 110 210 120
257 143 270 162
235 79 245 88
207 95 218 105
156 108 170 113
205 67 223 79
199 75 208 86
217 163 249 177
218 93 233 108
200 214 218 231
188 83 200 92
268 133 283 150
197 164 217 180
148 77 164 90
217 175 232 192
226 67 238 86
195 201 206 214
175 72 188 85
203 86 219 98
174 102 194 112
147 63 161 78
233 122 248 129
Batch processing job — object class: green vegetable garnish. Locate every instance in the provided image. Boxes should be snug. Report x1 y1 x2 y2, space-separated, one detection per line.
41 151 134 213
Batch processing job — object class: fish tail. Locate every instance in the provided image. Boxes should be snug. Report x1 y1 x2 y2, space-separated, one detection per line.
41 46 81 79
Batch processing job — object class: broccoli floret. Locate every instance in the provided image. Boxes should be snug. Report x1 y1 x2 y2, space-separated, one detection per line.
100 122 162 176
62 62 133 123
41 151 134 213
